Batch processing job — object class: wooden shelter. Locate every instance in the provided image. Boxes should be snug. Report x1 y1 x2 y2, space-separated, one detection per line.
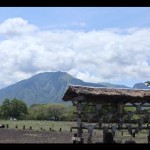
63 85 150 143
63 85 150 103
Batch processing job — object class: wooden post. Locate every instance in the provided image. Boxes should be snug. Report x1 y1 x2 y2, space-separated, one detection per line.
73 133 77 144
117 103 125 115
70 127 72 132
103 127 107 143
29 126 32 130
148 129 150 143
77 102 83 143
121 131 123 136
103 126 114 143
103 131 114 143
23 125 25 129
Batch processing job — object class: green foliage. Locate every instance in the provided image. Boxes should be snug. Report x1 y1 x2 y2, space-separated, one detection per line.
28 104 49 120
10 98 28 119
1 99 11 120
124 107 135 112
0 99 76 121
144 81 150 86
84 103 117 115
82 103 117 122
28 103 75 121
0 98 28 120
0 106 3 119
47 104 66 119
101 103 117 114
61 105 76 121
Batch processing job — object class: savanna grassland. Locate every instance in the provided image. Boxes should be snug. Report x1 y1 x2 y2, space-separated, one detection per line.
0 120 149 143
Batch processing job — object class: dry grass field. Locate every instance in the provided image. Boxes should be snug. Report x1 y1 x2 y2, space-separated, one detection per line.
0 120 149 143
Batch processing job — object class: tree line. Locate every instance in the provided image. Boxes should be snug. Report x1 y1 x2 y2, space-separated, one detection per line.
0 98 76 121
0 98 119 121
0 98 129 121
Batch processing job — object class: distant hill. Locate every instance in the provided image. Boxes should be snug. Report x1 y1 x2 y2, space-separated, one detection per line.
98 82 129 88
1 71 145 106
0 71 106 106
133 83 150 89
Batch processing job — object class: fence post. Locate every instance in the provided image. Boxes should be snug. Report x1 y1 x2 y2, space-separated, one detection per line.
70 127 72 132
148 129 150 143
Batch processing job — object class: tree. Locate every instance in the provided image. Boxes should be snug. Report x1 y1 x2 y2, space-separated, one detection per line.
48 104 67 120
144 81 150 87
28 104 50 120
0 106 3 119
61 105 76 121
1 99 11 119
10 98 28 119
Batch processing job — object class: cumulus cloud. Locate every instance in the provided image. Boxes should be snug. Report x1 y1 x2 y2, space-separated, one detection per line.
0 17 150 88
0 17 38 37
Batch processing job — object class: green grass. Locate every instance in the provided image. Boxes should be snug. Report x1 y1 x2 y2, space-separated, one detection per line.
0 120 76 132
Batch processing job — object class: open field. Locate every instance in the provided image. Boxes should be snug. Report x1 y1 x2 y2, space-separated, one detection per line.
0 120 149 143
0 120 76 132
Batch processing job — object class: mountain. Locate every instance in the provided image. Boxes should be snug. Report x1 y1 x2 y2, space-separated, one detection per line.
133 83 150 89
0 71 106 106
98 82 129 88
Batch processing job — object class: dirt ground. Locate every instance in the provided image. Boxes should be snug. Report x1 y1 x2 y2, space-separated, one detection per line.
0 129 100 143
0 128 148 143
0 128 104 143
0 128 73 143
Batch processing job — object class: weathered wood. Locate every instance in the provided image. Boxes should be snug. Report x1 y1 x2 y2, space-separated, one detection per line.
63 85 150 103
77 102 83 142
148 130 150 143
72 96 85 101
63 85 150 143
103 131 114 143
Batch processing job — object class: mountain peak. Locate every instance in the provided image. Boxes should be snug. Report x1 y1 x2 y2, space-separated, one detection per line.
133 82 150 89
98 82 129 88
0 71 105 105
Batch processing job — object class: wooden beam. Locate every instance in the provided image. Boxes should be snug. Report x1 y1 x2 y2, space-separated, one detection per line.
71 96 85 101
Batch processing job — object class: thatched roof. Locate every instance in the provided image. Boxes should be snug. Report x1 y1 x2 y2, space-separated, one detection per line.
62 85 150 103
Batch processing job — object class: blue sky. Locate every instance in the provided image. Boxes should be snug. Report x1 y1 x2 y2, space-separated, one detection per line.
0 7 150 88
1 7 150 30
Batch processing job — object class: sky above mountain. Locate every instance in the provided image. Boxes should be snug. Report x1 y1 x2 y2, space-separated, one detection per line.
0 7 150 89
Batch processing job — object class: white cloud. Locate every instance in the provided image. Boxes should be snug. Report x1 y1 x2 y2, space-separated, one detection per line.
0 17 150 88
0 17 38 37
